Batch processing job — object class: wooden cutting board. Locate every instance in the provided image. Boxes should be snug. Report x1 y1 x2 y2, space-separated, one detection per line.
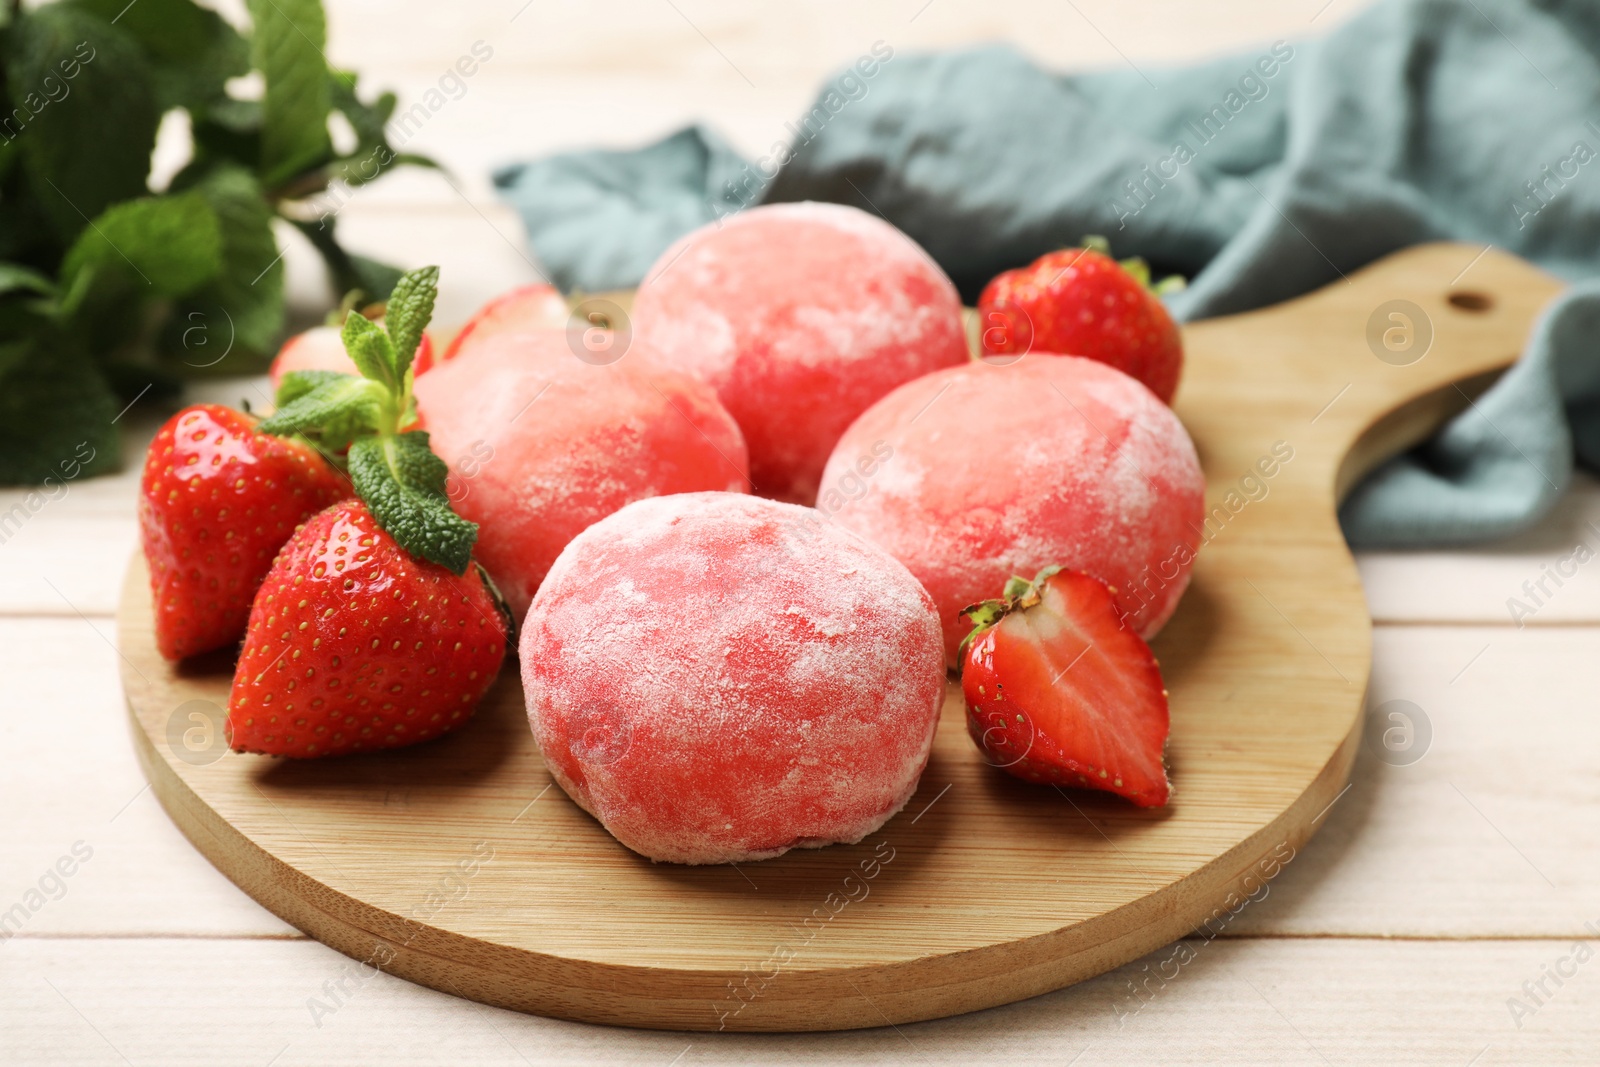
116 243 1561 1032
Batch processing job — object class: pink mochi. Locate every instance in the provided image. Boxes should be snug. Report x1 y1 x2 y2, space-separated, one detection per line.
520 492 946 865
412 333 749 620
820 355 1206 666
630 201 970 505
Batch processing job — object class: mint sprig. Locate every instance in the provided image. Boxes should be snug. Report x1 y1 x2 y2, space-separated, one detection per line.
257 372 387 451
340 309 401 391
0 0 439 486
348 432 476 576
260 265 479 575
272 368 350 407
382 264 438 379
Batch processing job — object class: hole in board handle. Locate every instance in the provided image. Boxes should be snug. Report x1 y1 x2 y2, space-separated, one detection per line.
1447 290 1493 312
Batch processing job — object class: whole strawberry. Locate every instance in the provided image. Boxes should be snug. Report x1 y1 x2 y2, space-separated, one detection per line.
140 404 349 660
228 501 506 758
977 238 1185 403
228 265 508 758
960 566 1171 807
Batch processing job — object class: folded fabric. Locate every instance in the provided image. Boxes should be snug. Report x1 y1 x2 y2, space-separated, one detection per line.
493 0 1600 548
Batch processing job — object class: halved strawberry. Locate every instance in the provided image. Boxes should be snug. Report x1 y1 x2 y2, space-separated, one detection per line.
960 566 1171 806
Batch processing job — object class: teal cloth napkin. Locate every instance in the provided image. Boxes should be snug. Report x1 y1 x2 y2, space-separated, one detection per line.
493 0 1600 548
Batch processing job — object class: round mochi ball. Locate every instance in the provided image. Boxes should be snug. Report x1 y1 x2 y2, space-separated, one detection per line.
520 492 946 865
820 355 1205 666
413 332 749 621
630 201 970 506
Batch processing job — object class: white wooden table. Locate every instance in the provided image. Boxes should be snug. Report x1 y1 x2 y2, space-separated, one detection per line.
5 2 1596 1063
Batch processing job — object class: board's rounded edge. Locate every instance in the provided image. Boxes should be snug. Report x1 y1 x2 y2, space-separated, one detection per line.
123 664 1361 1032
119 550 1365 1032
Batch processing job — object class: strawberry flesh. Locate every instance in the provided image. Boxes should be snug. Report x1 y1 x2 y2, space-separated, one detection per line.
962 569 1171 806
139 404 350 660
227 500 507 758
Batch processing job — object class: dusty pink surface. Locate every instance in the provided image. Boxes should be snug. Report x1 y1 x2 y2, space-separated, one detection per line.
631 201 969 505
821 355 1204 665
520 492 945 865
413 333 749 619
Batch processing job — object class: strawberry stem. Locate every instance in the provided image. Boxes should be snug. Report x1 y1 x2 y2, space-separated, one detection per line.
1075 235 1187 297
957 564 1065 666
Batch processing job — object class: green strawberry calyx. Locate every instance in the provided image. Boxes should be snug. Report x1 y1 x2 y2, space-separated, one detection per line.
257 265 478 575
956 564 1065 667
1078 235 1187 298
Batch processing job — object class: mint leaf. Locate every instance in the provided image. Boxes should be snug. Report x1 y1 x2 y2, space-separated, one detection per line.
383 265 437 378
168 165 283 363
73 0 250 113
340 309 397 388
0 143 56 264
186 97 263 179
7 5 161 242
0 341 120 486
275 369 351 407
247 0 331 188
0 264 55 299
0 268 61 383
348 432 477 574
257 373 385 437
262 370 372 451
60 192 223 305
288 216 404 301
329 69 393 146
323 73 443 190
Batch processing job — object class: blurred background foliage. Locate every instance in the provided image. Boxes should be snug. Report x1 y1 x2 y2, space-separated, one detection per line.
0 0 431 483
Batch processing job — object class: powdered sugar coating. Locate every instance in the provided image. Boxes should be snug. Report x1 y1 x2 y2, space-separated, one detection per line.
413 332 749 619
520 492 946 865
820 355 1205 665
631 201 969 505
